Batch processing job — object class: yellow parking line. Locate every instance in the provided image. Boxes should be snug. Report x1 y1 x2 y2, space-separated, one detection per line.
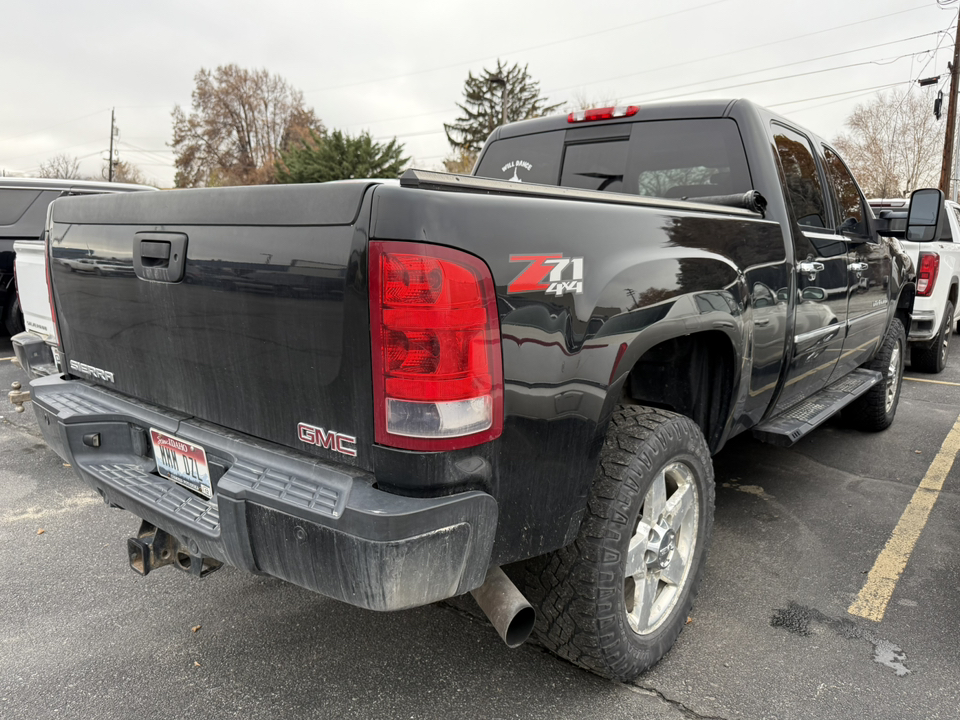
0 356 16 362
848 412 960 622
904 377 960 387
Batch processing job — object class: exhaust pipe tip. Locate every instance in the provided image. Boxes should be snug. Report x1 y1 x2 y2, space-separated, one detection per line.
470 566 536 648
502 604 536 649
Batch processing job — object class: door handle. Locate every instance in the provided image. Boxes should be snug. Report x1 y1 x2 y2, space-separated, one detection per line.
849 262 868 272
798 261 824 280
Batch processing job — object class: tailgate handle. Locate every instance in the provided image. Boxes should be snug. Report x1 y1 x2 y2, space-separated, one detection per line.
134 233 188 283
140 241 171 263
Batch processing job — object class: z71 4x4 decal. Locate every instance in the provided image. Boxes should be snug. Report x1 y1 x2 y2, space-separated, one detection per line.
508 254 584 296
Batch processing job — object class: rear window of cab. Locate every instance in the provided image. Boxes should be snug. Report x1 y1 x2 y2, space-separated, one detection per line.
474 118 752 201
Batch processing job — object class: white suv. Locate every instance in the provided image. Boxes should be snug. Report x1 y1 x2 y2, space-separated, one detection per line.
870 197 960 373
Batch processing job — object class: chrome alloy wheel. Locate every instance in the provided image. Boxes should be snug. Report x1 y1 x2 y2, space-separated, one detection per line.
885 342 902 414
942 328 950 366
624 461 700 635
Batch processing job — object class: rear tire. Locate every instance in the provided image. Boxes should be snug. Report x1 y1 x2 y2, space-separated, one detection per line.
520 406 714 681
911 301 952 373
849 318 906 431
3 292 24 337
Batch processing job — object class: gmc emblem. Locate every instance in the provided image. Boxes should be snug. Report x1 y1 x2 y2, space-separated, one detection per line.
297 422 357 457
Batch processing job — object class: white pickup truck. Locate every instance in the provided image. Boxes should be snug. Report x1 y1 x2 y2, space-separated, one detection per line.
870 197 960 373
3 178 153 388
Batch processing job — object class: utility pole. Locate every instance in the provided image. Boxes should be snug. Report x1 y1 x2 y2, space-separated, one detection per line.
502 83 509 128
490 76 508 128
108 108 116 182
939 20 960 194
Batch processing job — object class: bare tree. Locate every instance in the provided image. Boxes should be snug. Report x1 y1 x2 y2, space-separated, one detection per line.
442 149 477 174
833 89 944 198
104 159 149 185
171 64 324 187
566 89 621 112
38 153 82 179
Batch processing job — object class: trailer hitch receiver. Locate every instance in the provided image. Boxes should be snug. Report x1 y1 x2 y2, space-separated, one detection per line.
127 520 222 578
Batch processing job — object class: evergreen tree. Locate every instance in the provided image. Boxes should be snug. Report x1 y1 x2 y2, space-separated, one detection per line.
444 60 562 154
276 129 409 184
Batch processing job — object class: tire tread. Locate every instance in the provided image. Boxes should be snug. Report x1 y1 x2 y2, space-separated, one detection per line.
520 406 714 680
849 318 906 431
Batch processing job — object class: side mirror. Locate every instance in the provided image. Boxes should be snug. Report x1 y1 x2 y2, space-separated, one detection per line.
906 188 944 242
839 217 859 234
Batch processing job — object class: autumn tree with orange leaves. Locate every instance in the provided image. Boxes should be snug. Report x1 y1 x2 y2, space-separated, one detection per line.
171 65 323 187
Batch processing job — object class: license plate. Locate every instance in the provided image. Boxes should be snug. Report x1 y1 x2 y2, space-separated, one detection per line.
149 428 213 498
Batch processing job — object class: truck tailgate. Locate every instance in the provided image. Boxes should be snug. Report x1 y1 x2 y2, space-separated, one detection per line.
13 239 55 338
48 182 377 469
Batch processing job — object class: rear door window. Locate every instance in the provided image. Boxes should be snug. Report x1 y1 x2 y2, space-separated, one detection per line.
772 124 829 228
474 131 564 185
823 147 867 236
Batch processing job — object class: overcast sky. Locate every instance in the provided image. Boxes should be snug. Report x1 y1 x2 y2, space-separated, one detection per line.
2 0 957 187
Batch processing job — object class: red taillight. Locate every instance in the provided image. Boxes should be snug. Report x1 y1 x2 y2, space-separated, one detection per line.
917 252 940 297
567 105 639 123
370 241 503 451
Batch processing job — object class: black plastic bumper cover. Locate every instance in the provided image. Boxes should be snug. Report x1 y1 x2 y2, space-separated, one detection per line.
11 331 58 379
29 375 498 611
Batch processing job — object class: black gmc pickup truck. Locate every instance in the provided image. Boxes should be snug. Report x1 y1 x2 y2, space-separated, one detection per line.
28 99 920 680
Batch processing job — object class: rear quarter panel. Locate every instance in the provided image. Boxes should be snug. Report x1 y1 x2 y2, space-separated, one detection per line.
369 184 787 562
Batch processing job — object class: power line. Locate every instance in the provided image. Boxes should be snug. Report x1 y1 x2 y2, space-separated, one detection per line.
628 51 928 106
373 49 937 143
785 85 914 115
0 137 106 165
544 4 935 99
343 9 937 133
117 141 175 168
768 80 913 108
0 108 110 146
304 0 735 95
117 147 174 153
369 54 929 138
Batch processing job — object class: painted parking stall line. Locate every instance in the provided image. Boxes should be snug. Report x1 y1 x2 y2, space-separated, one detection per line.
904 376 960 387
849 411 960 622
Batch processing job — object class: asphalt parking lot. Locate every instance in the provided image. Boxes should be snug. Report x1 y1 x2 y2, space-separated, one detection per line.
1 332 958 720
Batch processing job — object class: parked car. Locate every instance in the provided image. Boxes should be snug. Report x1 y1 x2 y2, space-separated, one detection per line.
2 177 153 378
868 197 960 372
25 99 915 680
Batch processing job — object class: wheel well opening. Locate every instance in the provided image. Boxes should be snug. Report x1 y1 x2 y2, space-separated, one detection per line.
896 284 915 334
949 281 958 309
623 331 735 452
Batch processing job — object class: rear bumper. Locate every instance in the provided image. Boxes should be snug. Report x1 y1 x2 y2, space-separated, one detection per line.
908 310 938 343
29 375 498 611
11 331 59 379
